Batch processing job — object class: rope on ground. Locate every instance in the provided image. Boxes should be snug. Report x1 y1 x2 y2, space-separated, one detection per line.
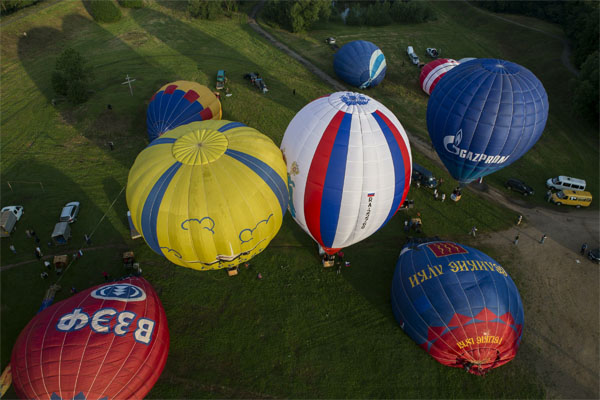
55 185 126 284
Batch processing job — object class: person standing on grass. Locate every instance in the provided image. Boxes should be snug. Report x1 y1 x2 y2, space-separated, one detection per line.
517 215 523 225
540 234 547 244
514 234 520 245
9 244 16 254
441 193 446 202
470 226 477 237
581 243 587 255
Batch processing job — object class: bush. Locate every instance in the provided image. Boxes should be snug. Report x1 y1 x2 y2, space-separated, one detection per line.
263 0 331 32
0 0 40 16
52 48 93 105
118 0 144 9
188 0 223 20
573 50 599 125
87 0 122 23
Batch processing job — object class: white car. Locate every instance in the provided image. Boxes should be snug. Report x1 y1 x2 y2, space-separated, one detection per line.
1 205 24 220
60 201 80 223
407 46 420 65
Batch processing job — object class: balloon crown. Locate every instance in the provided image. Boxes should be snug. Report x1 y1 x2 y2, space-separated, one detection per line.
340 93 370 106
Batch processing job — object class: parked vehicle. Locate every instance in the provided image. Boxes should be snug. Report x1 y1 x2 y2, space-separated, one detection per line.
60 201 80 223
1 211 17 238
244 72 268 93
1 205 24 220
588 248 600 263
412 163 437 188
505 178 534 196
426 48 439 58
216 70 226 90
325 37 336 44
51 222 71 245
546 176 586 191
550 190 592 208
407 46 419 65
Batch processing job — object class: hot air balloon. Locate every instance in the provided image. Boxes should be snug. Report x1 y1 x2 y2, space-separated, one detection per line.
427 58 548 185
281 92 412 255
147 81 222 141
333 40 386 89
391 239 524 375
419 58 459 95
11 277 169 399
127 120 288 270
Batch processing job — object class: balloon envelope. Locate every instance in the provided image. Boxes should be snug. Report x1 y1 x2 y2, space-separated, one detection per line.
333 40 386 88
426 58 548 184
391 239 524 375
127 120 288 270
11 277 169 399
147 81 222 141
281 92 411 254
419 58 459 95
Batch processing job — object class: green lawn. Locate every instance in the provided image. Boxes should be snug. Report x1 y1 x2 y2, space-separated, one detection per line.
259 1 599 210
0 1 553 398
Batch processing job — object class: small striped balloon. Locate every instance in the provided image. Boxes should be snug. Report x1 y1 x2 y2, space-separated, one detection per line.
334 40 387 89
146 81 222 142
419 58 459 95
127 120 288 270
281 92 412 254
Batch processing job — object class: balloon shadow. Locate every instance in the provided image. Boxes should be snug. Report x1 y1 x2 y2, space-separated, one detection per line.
0 160 127 371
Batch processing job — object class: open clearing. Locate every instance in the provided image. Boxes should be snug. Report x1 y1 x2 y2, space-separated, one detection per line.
1 1 598 398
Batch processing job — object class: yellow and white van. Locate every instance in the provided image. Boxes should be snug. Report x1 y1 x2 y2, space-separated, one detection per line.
551 190 592 208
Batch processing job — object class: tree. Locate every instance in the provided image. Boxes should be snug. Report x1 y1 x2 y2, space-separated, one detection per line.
573 50 599 124
51 48 93 105
264 0 330 32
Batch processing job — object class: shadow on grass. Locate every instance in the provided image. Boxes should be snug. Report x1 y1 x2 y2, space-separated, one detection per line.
130 7 312 115
16 12 171 169
0 160 126 373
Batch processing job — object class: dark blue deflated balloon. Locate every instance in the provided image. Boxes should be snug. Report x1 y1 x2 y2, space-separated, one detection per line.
426 59 548 184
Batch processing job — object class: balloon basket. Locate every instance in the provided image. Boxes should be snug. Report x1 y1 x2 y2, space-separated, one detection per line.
322 260 335 268
227 267 239 276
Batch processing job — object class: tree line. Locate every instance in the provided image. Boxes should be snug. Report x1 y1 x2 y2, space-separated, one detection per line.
262 0 435 32
472 0 598 125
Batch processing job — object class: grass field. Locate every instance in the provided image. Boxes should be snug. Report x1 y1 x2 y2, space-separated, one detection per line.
1 0 584 397
259 1 599 210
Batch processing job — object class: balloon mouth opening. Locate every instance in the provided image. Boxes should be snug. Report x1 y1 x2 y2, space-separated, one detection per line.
458 347 504 375
172 129 228 165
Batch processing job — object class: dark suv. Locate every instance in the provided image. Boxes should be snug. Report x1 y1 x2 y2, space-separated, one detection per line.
505 179 534 196
412 163 437 188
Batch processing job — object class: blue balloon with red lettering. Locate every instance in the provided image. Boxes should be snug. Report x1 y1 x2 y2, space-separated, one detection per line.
426 59 548 184
391 239 524 375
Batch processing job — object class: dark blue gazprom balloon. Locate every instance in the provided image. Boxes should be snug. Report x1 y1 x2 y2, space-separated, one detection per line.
391 239 524 375
426 59 548 184
334 40 387 89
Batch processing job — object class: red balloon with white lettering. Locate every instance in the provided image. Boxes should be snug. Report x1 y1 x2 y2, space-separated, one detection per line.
10 277 169 400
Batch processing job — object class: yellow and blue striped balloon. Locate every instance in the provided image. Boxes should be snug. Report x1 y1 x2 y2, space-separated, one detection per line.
127 120 288 271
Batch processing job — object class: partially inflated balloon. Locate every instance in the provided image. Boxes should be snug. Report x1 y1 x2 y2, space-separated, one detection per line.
128 120 288 270
391 239 524 375
147 81 222 141
419 58 459 95
11 277 169 399
427 59 548 184
281 92 411 254
333 40 386 89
